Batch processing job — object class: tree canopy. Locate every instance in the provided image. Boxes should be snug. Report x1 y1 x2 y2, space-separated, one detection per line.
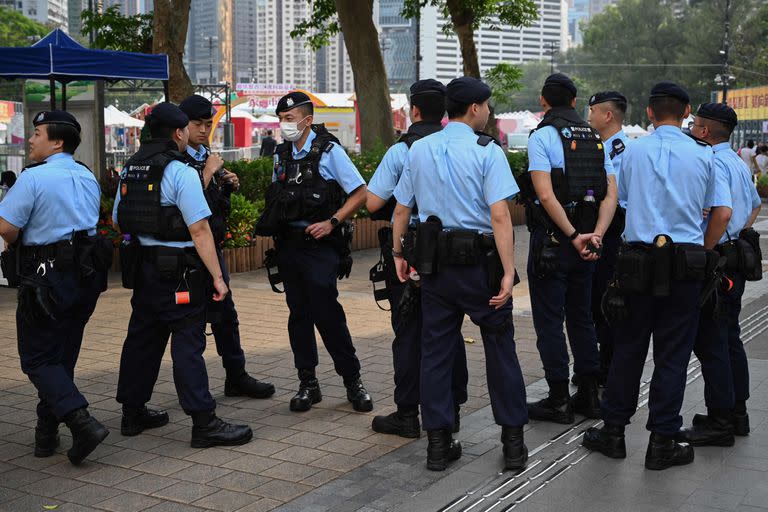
0 7 49 47
81 5 153 53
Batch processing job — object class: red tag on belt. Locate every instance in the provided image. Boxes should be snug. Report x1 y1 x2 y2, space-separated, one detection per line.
175 291 190 305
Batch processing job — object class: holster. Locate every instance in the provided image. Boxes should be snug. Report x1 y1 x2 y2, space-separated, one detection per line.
143 246 207 304
738 227 762 281
531 232 561 279
413 216 442 274
369 227 393 309
264 247 284 293
1 243 21 287
615 244 654 294
120 238 142 290
253 182 284 237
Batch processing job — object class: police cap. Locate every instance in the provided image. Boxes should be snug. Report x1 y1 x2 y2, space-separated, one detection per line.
276 91 313 115
410 79 446 98
179 94 216 120
149 102 189 129
589 90 627 107
649 81 690 104
696 102 738 129
543 73 577 97
446 76 492 105
32 110 81 133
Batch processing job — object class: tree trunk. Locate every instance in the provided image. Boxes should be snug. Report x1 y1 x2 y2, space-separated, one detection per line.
153 0 194 102
334 0 394 151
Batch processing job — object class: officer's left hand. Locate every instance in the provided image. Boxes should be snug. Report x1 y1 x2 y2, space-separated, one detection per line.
393 254 409 283
221 169 240 190
702 208 711 219
572 233 599 261
306 220 333 240
489 273 515 309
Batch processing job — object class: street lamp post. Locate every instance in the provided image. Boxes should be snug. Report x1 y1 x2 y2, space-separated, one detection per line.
718 0 734 103
204 36 219 85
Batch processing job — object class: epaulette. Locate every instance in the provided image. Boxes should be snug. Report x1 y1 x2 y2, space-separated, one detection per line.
75 160 93 172
20 161 45 173
475 131 501 147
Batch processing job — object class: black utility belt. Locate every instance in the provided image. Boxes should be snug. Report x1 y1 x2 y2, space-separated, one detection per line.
615 241 718 296
716 239 762 281
411 223 496 275
141 245 202 268
525 202 598 236
22 230 91 262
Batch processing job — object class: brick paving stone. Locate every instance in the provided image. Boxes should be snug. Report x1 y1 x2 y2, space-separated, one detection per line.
143 501 208 512
193 489 262 512
310 453 366 473
249 479 315 503
19 474 86 497
56 482 125 506
116 474 181 494
184 447 248 466
222 454 283 475
152 481 219 503
0 486 23 504
317 438 372 456
271 445 327 464
96 491 163 512
97 448 160 468
207 472 271 493
78 464 143 486
235 497 282 512
228 440 291 457
132 456 194 477
0 494 63 512
279 432 335 449
259 461 321 483
170 464 233 484
299 470 343 488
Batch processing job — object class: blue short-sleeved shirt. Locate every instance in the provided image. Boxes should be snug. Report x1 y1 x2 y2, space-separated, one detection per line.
527 125 615 177
187 144 208 162
0 153 100 246
113 159 211 248
394 122 519 232
619 125 716 245
368 141 419 223
705 142 762 244
604 130 629 209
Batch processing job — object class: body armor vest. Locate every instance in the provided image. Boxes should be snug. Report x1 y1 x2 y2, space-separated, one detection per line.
183 148 231 245
117 139 191 241
273 124 345 224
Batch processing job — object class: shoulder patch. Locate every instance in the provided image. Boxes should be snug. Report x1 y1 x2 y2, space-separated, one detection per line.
609 138 625 160
477 134 493 147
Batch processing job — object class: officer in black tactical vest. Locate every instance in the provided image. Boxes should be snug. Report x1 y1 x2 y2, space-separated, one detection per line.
256 91 372 413
179 94 275 400
521 73 618 425
366 79 469 438
0 111 112 464
113 102 252 448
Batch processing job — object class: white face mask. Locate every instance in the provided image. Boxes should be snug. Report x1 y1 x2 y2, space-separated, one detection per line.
280 116 309 142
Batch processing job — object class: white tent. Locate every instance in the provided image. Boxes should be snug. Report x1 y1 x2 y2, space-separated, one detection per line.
623 124 649 138
104 105 144 128
230 110 258 122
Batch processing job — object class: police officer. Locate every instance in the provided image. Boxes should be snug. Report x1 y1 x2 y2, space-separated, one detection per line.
392 76 528 472
680 103 761 445
523 73 617 424
583 82 717 470
179 94 275 399
114 102 252 448
366 79 469 438
0 111 109 464
587 91 630 384
269 91 372 412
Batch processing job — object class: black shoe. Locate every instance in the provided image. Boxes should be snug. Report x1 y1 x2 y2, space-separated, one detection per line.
64 408 109 465
527 396 574 424
501 426 528 470
290 379 322 412
345 376 373 412
645 432 694 470
572 377 601 419
34 418 60 458
582 424 626 458
191 416 253 448
224 371 275 399
121 407 169 437
426 429 462 471
371 409 420 438
679 414 735 447
733 412 750 436
453 405 461 434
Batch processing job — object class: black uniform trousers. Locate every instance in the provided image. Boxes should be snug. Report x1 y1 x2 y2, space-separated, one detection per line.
209 248 246 372
116 259 216 414
420 264 527 431
17 273 102 422
694 273 749 412
276 239 361 378
601 281 703 436
591 231 621 376
527 228 600 383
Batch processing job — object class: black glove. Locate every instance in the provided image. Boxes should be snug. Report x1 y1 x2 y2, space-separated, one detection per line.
337 255 353 280
601 281 628 327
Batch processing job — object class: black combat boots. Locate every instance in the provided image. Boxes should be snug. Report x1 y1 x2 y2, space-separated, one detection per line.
645 432 694 470
344 374 373 412
572 375 601 419
501 426 528 470
426 428 462 471
680 411 735 447
290 369 322 412
582 424 627 458
224 368 275 399
372 407 421 438
121 406 170 436
64 408 109 465
190 412 253 448
527 379 574 424
34 417 60 458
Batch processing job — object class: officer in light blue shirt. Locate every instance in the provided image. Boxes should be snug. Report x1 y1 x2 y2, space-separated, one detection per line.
681 103 762 446
365 79 469 440
114 102 252 449
587 90 630 384
392 76 528 473
0 111 108 465
584 82 717 471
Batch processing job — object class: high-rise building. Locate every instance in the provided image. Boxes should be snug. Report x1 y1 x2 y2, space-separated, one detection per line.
186 0 223 84
100 0 152 15
378 0 418 94
315 33 354 93
68 0 87 39
8 0 68 31
419 0 567 83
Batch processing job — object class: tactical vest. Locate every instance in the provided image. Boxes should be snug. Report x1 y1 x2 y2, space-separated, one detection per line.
273 124 345 224
532 107 607 204
117 139 191 241
183 147 231 245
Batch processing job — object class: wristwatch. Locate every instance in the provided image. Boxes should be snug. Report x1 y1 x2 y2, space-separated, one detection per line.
330 216 340 228
568 230 580 241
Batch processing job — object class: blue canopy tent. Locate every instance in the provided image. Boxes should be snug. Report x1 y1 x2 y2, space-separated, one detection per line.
0 28 169 110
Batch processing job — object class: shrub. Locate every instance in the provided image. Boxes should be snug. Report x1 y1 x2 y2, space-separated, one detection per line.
98 193 122 247
224 193 259 248
228 158 274 204
757 174 768 199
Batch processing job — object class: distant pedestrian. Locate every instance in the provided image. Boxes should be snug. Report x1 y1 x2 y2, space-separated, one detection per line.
738 140 755 169
260 129 276 157
754 145 768 177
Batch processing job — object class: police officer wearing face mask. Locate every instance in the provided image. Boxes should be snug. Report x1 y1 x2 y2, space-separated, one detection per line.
366 79 469 438
0 111 111 465
521 73 618 425
114 102 252 448
587 91 630 385
392 77 528 472
179 95 275 400
680 103 762 446
583 82 718 470
261 91 372 413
